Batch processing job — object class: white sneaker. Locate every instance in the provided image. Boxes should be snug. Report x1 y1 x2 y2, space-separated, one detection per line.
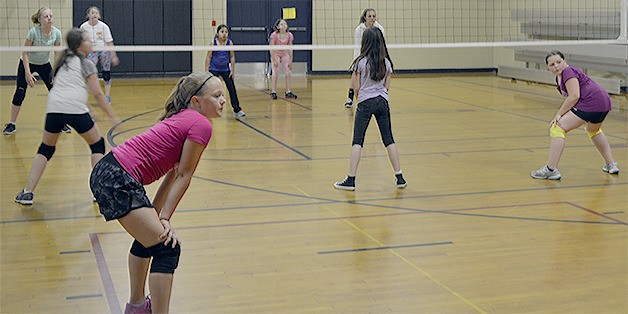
602 162 619 174
233 110 246 120
531 165 561 180
344 98 353 108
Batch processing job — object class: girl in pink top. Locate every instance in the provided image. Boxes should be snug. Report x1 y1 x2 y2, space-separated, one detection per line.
269 19 297 99
531 50 619 180
90 72 226 313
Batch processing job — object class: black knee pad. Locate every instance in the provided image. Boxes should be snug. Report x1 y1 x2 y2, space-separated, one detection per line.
348 88 354 100
37 143 56 160
12 87 26 106
130 240 151 258
148 242 181 274
102 71 111 82
90 138 105 154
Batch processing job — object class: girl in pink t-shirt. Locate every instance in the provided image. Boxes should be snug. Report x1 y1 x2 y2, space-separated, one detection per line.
269 19 297 99
90 72 226 313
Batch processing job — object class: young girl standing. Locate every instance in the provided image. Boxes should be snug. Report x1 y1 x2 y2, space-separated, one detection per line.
205 24 246 119
80 6 119 104
15 28 120 205
344 8 385 108
269 19 297 100
334 27 406 191
4 7 70 135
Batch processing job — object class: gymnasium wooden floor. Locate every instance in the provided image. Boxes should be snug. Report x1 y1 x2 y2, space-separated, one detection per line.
1 73 626 313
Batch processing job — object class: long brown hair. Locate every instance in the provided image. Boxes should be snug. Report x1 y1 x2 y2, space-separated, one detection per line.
350 27 393 82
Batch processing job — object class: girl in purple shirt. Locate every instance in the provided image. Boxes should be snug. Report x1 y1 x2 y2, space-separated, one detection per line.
334 27 406 191
90 72 226 313
531 50 619 180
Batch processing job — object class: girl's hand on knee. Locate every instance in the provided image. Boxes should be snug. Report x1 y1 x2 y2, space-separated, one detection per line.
159 219 179 247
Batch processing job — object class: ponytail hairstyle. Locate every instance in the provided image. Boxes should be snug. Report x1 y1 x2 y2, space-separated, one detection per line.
349 27 393 82
52 28 86 79
360 8 375 24
160 73 214 120
215 24 229 39
31 7 51 24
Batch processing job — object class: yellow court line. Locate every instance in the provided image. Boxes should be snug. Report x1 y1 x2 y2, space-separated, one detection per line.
293 186 486 313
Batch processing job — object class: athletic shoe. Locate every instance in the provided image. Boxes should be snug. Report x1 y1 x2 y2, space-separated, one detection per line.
61 124 72 133
3 123 16 135
395 174 407 189
344 98 353 108
285 91 297 99
270 92 278 99
124 295 151 314
602 162 619 174
530 165 561 180
334 176 355 191
233 110 246 120
15 189 34 205
105 95 111 104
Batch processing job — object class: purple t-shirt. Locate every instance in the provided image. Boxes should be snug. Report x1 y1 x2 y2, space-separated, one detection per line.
209 38 231 72
112 109 213 185
558 66 611 112
355 57 392 104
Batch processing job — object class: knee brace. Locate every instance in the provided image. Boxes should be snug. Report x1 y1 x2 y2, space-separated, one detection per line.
102 71 111 82
130 240 151 258
586 127 603 139
348 88 354 100
549 124 566 138
37 143 56 160
147 242 181 274
90 137 105 154
12 87 26 106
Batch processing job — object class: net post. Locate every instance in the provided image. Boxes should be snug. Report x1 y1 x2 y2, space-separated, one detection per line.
620 0 628 41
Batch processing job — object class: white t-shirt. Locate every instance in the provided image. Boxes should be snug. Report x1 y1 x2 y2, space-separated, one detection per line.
47 55 98 114
353 21 385 59
80 20 114 47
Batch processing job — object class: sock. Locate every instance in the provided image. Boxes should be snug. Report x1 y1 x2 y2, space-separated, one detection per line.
394 170 402 175
546 165 554 172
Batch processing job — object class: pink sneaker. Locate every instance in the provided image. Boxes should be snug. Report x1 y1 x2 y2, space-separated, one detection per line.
124 295 151 314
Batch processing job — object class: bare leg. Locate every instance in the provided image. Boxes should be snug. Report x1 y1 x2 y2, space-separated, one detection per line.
128 254 150 304
271 64 279 93
285 66 292 92
118 207 173 314
24 131 61 192
546 111 584 169
104 80 112 98
10 104 20 123
385 143 402 172
348 144 362 176
586 123 615 164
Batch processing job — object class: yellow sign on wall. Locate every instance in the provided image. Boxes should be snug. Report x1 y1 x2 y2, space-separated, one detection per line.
282 7 296 20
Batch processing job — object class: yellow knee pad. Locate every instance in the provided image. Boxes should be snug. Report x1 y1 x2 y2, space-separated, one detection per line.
586 128 602 139
549 124 566 138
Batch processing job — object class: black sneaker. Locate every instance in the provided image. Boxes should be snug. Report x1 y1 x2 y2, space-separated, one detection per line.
3 123 16 135
61 124 72 133
285 91 297 99
15 189 34 205
270 92 278 99
395 174 407 189
334 176 355 191
344 98 353 108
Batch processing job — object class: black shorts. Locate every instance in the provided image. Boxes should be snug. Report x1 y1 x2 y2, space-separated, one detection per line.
45 113 94 133
90 153 153 221
570 108 609 124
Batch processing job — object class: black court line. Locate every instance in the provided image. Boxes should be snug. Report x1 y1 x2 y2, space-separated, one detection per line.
234 119 312 160
59 250 91 254
318 241 454 254
65 294 102 300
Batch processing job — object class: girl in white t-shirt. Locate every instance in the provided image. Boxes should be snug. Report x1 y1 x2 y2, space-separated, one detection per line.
15 28 120 205
80 6 119 104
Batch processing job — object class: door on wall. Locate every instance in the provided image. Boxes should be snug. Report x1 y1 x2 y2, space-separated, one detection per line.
73 0 191 75
227 0 312 72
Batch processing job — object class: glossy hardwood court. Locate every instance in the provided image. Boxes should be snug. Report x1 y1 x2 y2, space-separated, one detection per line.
1 74 627 313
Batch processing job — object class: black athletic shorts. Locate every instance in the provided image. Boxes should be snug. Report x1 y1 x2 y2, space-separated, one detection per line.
570 108 609 124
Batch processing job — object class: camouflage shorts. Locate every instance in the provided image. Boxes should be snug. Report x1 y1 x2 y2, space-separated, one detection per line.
90 153 153 221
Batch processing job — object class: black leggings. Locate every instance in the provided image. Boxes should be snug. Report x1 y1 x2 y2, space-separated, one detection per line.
210 70 242 113
12 60 53 106
352 96 395 147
